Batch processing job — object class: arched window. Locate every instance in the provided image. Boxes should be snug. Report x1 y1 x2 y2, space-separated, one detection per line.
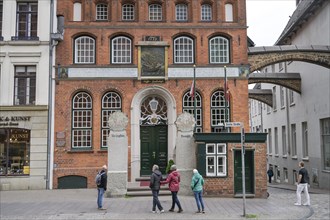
175 4 187 21
72 92 92 148
73 2 82 21
96 4 108 21
101 92 122 148
225 3 233 22
182 91 203 132
149 4 162 21
74 36 95 64
210 90 229 132
122 4 134 20
111 36 132 64
201 4 212 21
209 36 229 64
174 36 194 64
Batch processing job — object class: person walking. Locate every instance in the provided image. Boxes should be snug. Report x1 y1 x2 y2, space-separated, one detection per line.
267 167 274 183
191 169 205 214
96 165 108 210
295 161 310 206
161 164 183 213
149 164 164 213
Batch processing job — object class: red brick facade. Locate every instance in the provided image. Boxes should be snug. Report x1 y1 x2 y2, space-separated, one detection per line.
53 0 267 197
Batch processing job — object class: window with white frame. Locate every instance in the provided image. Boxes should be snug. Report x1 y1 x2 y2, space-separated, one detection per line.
73 2 82 21
14 2 38 40
268 128 272 154
182 91 202 132
275 127 278 155
289 90 294 105
280 86 285 108
101 92 122 148
302 121 308 158
321 118 330 170
14 66 36 105
111 36 131 64
96 4 108 21
206 143 227 176
225 3 233 21
74 36 95 64
211 90 229 132
282 125 287 156
122 4 134 20
273 86 277 111
175 4 187 21
174 36 194 64
149 4 162 21
201 4 212 21
209 36 229 63
72 92 92 149
291 123 297 156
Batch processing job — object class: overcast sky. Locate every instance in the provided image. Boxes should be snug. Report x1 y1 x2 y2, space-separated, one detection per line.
246 0 297 46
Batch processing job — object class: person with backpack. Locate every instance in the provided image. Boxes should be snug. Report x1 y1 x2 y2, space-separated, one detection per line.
149 164 164 213
295 161 310 206
96 165 108 210
161 164 183 213
191 169 205 214
267 167 274 183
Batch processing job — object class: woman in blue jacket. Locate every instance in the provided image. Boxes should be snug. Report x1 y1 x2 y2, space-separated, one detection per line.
191 169 205 213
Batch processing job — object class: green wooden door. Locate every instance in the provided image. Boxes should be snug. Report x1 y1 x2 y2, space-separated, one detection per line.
234 150 254 194
140 125 167 176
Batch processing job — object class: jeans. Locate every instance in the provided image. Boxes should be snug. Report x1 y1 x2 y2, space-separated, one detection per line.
296 183 310 205
97 187 105 208
193 190 205 211
170 191 182 210
152 190 163 211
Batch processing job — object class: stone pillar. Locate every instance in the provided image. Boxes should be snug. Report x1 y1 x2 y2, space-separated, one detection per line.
106 111 128 197
175 112 196 195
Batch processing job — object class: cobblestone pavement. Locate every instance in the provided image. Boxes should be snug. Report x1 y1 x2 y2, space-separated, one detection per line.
0 186 329 220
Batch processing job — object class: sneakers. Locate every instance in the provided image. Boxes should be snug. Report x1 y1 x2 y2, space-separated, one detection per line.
303 203 310 206
152 210 157 214
98 207 106 210
168 209 174 212
177 209 183 213
294 203 301 206
160 209 165 213
196 210 202 214
202 210 205 214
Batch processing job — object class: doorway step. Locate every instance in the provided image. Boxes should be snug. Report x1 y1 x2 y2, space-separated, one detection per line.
126 177 171 197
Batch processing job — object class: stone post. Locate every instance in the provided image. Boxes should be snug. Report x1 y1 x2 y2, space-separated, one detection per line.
106 111 128 197
175 112 196 195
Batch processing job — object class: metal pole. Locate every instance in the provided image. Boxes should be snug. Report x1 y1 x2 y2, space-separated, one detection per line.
193 65 197 132
241 125 246 217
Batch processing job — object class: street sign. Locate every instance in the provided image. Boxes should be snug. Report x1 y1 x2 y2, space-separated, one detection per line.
225 122 242 127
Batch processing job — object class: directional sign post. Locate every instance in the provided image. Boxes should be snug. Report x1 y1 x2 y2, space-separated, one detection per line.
225 122 246 217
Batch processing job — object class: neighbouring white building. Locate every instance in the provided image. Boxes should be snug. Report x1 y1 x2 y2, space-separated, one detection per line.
0 0 60 190
250 0 330 190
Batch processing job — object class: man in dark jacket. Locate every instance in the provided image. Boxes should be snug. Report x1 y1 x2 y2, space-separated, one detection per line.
97 165 107 210
150 164 164 213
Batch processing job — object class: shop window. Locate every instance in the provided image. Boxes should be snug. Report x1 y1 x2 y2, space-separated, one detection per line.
182 90 203 132
321 118 330 170
101 91 122 148
0 128 30 176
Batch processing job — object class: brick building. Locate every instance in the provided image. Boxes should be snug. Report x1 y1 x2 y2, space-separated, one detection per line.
53 0 267 197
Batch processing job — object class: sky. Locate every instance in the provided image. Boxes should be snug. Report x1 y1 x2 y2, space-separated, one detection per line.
246 0 297 46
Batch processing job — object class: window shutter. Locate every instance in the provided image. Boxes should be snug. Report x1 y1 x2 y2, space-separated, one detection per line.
197 143 206 176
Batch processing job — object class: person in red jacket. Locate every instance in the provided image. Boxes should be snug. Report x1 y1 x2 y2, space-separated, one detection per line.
161 164 183 213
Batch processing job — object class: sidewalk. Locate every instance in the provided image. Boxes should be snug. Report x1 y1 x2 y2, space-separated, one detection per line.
0 185 328 220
